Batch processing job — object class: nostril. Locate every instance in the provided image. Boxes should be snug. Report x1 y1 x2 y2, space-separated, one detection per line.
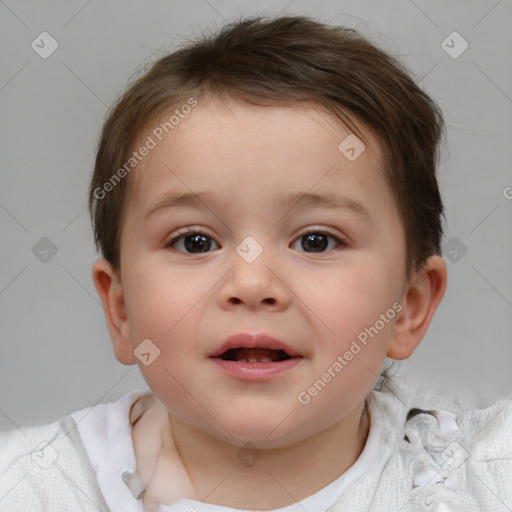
228 297 276 305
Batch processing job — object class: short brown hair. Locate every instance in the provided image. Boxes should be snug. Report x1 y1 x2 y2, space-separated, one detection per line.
88 15 445 278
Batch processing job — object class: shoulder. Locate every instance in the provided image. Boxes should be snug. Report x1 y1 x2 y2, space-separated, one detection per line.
330 379 512 511
0 416 107 511
377 382 512 510
0 391 147 511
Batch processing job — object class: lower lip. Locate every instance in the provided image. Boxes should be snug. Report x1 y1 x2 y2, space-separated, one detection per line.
210 357 303 380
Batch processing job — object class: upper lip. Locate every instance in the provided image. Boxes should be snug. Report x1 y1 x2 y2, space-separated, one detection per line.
209 332 302 358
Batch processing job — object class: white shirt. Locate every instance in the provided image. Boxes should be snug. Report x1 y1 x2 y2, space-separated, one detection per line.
2 382 511 511
70 389 384 512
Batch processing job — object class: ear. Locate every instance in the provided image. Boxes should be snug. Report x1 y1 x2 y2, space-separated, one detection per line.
387 255 447 360
91 258 136 365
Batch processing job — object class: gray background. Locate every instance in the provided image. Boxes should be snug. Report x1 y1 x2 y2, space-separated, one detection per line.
1 0 511 428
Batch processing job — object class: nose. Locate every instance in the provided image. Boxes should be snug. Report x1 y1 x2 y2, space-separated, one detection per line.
217 239 291 311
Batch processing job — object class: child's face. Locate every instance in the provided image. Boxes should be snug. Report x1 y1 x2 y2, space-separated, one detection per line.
105 98 412 446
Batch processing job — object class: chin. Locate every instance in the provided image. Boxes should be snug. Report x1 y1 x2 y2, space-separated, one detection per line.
211 409 308 447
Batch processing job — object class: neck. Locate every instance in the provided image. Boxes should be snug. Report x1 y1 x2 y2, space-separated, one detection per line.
167 399 370 509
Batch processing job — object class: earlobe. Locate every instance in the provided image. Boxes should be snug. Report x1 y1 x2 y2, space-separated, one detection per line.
91 258 136 365
387 255 447 360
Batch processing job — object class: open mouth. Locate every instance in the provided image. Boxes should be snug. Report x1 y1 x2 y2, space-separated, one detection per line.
218 347 293 363
210 335 303 379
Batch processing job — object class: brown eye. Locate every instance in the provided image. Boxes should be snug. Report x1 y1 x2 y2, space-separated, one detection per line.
292 230 345 253
166 230 219 254
302 233 329 252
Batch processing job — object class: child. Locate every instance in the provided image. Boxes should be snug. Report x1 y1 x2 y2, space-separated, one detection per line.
1 15 511 512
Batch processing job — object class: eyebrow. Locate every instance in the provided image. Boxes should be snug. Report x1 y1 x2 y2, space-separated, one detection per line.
145 190 373 224
145 191 227 220
275 191 373 224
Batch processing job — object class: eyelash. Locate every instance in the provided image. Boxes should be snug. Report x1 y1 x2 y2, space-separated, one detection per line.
164 227 346 253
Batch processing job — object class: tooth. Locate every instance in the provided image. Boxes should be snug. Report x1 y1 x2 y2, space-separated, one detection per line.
236 357 275 363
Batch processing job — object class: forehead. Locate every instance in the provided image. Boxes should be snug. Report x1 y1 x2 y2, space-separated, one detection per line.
127 98 389 208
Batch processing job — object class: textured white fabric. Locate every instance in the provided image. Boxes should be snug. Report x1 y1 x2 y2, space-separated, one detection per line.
1 383 511 512
0 412 110 511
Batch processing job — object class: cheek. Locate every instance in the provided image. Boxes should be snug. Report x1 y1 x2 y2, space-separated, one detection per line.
123 266 197 347
126 291 204 417
305 259 395 333
298 257 399 385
